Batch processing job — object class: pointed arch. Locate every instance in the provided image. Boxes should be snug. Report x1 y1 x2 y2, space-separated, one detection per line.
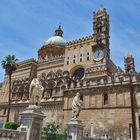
18 85 25 100
63 70 69 77
41 72 47 80
57 79 64 87
47 71 56 79
56 69 63 77
103 92 108 105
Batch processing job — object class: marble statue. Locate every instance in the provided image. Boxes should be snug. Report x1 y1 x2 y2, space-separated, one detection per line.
72 92 83 119
29 75 44 105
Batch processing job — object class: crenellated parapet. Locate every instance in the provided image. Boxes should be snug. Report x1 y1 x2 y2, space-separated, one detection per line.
66 35 94 48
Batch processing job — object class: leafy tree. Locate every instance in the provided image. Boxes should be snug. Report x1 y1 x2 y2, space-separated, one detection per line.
1 55 18 122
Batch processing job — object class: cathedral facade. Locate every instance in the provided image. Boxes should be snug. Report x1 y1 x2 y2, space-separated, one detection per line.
0 7 140 138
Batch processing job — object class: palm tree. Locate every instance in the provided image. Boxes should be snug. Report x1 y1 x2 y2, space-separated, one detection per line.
1 55 18 122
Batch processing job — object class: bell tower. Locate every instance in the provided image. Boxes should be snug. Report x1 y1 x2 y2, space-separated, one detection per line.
85 6 117 79
92 6 110 63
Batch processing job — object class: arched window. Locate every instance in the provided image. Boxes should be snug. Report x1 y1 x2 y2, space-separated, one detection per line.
3 109 7 115
87 52 89 61
80 95 83 101
73 55 76 63
97 26 102 33
46 80 55 97
97 38 102 44
103 93 108 105
80 54 82 62
100 26 102 32
97 27 99 33
67 57 69 65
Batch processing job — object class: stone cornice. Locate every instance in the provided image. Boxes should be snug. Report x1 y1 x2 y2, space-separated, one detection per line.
0 100 64 108
63 106 133 111
38 55 64 64
17 58 37 66
38 44 65 51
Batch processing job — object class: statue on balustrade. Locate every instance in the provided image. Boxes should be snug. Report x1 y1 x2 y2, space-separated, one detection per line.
72 92 83 119
29 75 44 105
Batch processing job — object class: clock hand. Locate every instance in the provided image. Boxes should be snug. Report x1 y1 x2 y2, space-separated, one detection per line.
97 50 100 57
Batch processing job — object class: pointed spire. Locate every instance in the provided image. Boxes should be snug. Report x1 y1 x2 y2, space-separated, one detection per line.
100 5 103 11
99 5 106 12
127 53 132 58
54 25 63 37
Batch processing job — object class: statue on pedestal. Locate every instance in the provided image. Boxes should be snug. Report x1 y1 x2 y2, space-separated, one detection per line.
29 75 44 105
72 92 83 119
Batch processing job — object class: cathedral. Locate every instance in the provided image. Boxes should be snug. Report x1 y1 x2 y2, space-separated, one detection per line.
0 6 140 138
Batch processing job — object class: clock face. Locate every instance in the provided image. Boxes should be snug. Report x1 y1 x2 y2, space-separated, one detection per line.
93 48 104 61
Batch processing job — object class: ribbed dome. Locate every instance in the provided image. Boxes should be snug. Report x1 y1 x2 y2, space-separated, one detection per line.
44 36 66 46
43 25 66 47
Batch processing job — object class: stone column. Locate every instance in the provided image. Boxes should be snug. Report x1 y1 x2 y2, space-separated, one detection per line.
90 123 94 137
19 105 45 140
67 119 84 140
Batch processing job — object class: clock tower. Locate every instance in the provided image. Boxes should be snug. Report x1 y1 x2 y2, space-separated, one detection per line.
86 6 117 79
93 6 110 63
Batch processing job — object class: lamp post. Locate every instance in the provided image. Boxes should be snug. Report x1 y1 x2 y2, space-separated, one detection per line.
119 72 136 140
129 73 137 140
124 54 137 140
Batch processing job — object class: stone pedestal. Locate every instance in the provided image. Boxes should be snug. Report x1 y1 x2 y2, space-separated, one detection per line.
67 119 84 140
19 105 45 140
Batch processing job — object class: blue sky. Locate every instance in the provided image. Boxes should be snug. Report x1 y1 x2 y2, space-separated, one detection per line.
0 0 140 82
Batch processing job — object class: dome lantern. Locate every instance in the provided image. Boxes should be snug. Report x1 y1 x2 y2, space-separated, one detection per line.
54 25 63 37
43 25 66 47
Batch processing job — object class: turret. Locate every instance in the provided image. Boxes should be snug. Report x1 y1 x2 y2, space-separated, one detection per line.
124 54 136 74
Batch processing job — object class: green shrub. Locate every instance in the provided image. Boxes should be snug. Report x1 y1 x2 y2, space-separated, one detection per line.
4 122 20 130
44 122 59 134
41 134 67 140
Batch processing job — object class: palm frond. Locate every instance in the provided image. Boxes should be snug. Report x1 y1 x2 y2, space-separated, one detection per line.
1 55 18 75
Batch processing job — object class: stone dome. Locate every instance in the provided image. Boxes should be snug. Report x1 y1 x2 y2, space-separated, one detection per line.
43 26 66 47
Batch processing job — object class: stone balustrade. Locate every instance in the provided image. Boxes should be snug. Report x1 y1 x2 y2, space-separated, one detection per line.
66 74 140 90
0 128 27 140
